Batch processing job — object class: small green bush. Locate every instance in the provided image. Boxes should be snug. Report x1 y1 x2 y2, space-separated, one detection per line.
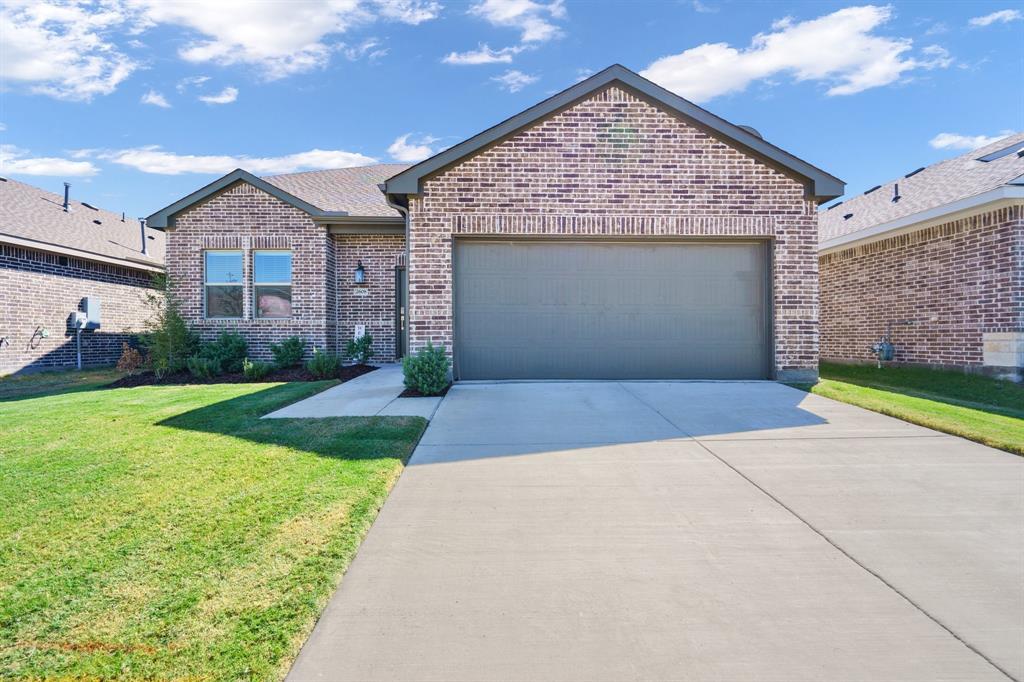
198 331 248 374
345 334 375 365
242 358 272 382
306 348 340 379
140 275 199 377
270 336 306 368
186 356 220 379
402 342 450 396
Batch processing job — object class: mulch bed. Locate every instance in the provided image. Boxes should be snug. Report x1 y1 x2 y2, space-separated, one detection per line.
107 364 377 388
397 384 451 399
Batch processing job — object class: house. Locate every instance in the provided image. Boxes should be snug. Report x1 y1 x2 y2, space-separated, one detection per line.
0 177 165 374
818 133 1024 381
147 64 843 382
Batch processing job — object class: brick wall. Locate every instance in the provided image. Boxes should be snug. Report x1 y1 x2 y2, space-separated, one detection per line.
406 84 820 380
168 182 333 360
333 234 405 362
0 244 157 374
819 205 1023 368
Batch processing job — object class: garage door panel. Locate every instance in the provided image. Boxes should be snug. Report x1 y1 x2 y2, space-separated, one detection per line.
454 241 769 380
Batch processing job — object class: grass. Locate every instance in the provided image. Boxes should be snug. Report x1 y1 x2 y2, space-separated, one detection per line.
795 362 1024 456
0 372 427 681
0 367 123 401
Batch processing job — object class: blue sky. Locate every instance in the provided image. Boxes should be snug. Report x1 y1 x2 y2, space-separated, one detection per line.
1 0 1021 220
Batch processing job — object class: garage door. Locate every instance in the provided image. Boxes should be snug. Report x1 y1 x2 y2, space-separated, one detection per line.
454 240 769 380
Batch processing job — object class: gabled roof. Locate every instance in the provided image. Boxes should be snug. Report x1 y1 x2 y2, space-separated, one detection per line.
0 176 165 271
819 131 1024 250
146 165 407 229
384 64 844 201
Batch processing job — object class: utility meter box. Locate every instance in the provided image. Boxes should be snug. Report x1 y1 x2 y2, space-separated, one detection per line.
83 297 101 329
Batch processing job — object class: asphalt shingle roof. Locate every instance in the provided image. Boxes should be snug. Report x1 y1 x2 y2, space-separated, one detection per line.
262 163 410 217
819 132 1024 245
0 176 165 269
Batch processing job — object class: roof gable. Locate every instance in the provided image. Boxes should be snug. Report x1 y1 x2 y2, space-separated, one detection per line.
384 64 844 201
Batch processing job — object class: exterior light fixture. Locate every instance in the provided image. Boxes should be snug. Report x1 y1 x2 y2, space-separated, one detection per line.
354 260 366 284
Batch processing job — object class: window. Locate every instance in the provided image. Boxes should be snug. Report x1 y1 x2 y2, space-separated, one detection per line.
254 250 292 318
205 251 244 318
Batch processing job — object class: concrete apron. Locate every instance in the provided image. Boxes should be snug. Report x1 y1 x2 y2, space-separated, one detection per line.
286 381 1023 682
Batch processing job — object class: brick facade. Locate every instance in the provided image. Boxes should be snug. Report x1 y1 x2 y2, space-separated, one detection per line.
820 205 1024 371
0 244 157 374
168 183 405 362
333 234 405 362
406 85 820 380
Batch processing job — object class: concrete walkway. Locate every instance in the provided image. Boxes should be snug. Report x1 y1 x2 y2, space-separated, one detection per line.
263 364 442 419
286 381 1024 682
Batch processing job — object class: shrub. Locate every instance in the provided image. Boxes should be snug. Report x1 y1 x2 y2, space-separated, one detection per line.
198 331 248 374
402 342 450 396
242 358 272 382
140 274 199 377
345 334 374 365
116 342 144 376
186 356 220 379
270 336 306 368
306 348 340 379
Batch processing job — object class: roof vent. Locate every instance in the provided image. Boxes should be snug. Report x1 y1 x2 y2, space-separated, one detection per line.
92 219 102 225
0 176 8 182
904 167 925 178
63 182 70 212
892 183 901 203
82 202 99 211
737 125 763 139
864 185 882 195
826 201 844 211
843 213 854 220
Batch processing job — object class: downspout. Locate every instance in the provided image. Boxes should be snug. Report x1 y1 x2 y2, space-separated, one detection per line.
382 187 410 358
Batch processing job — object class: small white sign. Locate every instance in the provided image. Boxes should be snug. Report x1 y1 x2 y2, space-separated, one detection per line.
352 288 369 297
354 325 366 339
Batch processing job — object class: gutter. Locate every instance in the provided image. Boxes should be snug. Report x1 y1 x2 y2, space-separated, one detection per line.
382 186 411 356
818 185 1024 254
0 233 164 273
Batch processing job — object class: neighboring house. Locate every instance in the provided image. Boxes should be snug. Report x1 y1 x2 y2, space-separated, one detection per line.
0 177 165 374
819 133 1024 381
147 64 843 381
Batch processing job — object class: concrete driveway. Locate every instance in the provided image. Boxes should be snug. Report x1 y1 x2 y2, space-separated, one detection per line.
287 381 1023 682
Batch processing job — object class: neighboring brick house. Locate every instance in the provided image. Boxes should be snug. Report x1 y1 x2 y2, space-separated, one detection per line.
0 177 164 374
148 65 843 381
819 133 1024 381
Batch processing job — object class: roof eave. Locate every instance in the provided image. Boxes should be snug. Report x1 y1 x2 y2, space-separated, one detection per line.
384 64 844 201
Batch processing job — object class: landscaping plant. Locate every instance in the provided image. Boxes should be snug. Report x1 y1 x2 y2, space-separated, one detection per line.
270 335 306 368
306 347 341 379
402 342 450 396
186 356 219 379
198 331 248 373
345 333 375 365
242 358 272 382
139 274 199 377
116 342 144 376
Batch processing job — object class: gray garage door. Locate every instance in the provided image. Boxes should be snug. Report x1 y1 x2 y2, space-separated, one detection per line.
454 240 769 380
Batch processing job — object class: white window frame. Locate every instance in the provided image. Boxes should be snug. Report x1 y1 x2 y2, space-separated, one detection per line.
252 249 293 319
204 249 245 319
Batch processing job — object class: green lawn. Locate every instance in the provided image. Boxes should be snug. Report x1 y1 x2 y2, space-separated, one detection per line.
797 362 1023 456
0 373 426 681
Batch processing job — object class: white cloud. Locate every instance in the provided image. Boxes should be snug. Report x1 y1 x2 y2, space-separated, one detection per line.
469 0 566 43
0 0 138 101
198 86 238 104
641 5 953 103
141 89 171 108
0 122 7 132
491 69 538 92
100 145 377 175
373 0 442 25
176 75 210 93
443 43 522 65
387 133 439 162
691 0 718 13
928 131 1011 151
968 9 1022 27
0 144 98 176
343 38 388 61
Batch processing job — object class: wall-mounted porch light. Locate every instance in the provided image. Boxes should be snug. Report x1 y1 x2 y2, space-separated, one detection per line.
354 260 367 284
